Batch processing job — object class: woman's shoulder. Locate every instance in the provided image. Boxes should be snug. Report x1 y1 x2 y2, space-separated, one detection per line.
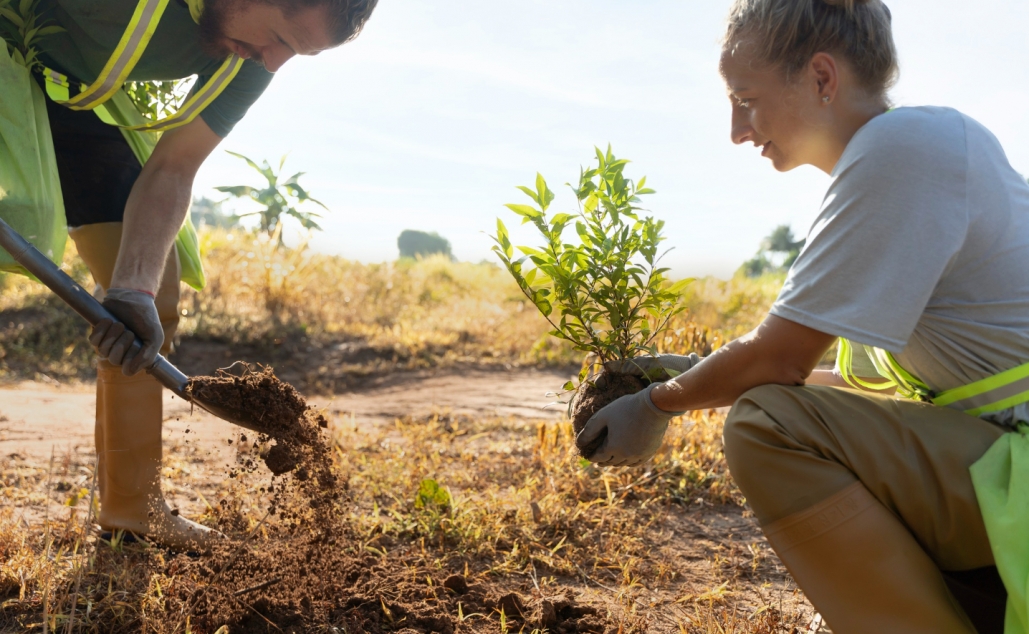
855 107 967 152
839 107 972 175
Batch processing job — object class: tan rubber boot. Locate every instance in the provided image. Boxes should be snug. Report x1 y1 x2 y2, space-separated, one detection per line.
764 482 976 634
72 223 222 551
97 360 223 551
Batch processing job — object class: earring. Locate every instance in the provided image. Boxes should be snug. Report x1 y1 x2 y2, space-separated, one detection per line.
823 96 831 104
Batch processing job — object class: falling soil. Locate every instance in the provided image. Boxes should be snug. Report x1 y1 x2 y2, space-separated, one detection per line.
170 363 611 632
187 366 328 475
571 372 649 459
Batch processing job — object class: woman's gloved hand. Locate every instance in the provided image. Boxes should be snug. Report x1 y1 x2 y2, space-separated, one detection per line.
604 353 702 379
575 383 686 467
89 288 164 376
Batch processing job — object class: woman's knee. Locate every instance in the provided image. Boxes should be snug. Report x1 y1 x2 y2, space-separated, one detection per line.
723 384 798 464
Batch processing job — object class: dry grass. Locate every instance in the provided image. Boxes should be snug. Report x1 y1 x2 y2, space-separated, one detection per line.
1 408 815 633
0 228 807 632
0 229 784 387
0 230 585 386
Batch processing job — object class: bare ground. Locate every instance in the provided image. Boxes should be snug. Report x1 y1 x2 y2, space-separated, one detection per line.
0 366 821 632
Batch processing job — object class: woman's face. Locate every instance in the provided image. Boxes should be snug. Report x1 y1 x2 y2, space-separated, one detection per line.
719 42 828 172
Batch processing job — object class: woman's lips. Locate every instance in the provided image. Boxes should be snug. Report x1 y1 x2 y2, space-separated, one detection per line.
761 142 772 157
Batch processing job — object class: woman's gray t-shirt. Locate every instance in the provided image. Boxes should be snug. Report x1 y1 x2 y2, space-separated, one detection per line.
771 106 1029 422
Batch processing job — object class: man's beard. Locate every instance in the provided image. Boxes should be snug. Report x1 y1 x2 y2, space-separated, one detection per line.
197 0 237 60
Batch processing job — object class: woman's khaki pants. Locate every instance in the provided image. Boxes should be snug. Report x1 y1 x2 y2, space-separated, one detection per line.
723 384 1006 634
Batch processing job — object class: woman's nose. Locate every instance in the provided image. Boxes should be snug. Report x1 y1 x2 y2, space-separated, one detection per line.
730 105 754 146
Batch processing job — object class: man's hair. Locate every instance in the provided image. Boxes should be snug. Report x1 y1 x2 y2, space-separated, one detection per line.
724 0 898 102
271 0 379 46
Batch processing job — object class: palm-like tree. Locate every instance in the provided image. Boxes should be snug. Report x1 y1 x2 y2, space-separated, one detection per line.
216 152 328 246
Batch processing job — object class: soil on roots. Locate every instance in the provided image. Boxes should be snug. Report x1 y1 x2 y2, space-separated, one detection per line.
571 372 648 459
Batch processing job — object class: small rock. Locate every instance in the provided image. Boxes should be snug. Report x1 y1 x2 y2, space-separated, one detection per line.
443 574 468 594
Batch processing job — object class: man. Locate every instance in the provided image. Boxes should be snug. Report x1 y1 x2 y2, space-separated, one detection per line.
12 0 377 550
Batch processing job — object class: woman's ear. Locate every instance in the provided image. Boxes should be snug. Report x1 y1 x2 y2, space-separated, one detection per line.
808 52 840 104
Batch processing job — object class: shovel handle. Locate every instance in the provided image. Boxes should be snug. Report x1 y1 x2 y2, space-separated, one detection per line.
0 217 190 398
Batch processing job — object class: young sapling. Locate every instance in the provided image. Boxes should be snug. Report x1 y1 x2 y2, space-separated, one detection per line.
491 147 692 456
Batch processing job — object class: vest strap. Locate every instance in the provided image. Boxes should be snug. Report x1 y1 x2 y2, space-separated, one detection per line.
53 0 170 111
41 0 239 133
837 337 1029 418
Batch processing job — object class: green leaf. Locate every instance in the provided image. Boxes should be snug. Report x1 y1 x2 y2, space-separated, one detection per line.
0 8 24 27
414 478 451 511
666 277 695 295
504 203 542 219
516 185 540 205
562 381 575 392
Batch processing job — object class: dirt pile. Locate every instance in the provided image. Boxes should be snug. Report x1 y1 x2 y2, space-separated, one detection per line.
571 372 648 458
174 364 611 633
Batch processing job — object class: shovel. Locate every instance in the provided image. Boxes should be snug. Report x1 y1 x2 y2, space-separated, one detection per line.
0 217 268 435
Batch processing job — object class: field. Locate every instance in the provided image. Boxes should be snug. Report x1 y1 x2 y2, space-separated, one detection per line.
0 231 822 633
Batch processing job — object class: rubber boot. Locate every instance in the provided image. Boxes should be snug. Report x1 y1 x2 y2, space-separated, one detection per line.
764 482 976 634
96 360 222 551
71 223 222 551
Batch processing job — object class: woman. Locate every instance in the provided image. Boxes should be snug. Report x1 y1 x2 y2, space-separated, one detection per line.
577 0 1029 631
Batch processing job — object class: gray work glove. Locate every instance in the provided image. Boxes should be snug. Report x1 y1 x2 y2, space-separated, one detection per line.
604 353 702 379
89 288 164 376
575 383 685 467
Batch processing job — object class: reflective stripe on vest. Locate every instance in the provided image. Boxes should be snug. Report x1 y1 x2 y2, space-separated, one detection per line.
43 0 242 132
838 338 1029 417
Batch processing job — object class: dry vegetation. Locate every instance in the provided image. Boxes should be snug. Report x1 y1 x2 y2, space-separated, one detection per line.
0 230 816 633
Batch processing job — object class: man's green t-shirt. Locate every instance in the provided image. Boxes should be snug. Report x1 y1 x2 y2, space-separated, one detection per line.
36 0 273 137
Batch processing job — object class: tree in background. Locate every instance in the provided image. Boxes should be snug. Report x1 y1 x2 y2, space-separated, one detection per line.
216 152 328 246
398 230 453 260
740 224 805 277
189 196 238 230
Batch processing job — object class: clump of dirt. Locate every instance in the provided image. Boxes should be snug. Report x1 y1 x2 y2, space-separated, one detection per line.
187 365 328 476
571 372 648 458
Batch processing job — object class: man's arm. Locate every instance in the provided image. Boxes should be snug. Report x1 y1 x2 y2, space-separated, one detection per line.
111 117 222 292
650 315 837 411
91 118 222 375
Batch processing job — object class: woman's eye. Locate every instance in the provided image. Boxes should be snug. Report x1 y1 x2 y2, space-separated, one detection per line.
737 98 751 109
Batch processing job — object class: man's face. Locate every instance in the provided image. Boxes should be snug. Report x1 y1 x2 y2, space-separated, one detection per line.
200 0 336 73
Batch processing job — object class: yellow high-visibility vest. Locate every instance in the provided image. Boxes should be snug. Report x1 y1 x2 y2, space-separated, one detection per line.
42 0 243 133
838 338 1029 418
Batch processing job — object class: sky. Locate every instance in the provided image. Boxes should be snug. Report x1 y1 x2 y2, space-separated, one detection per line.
192 0 1029 279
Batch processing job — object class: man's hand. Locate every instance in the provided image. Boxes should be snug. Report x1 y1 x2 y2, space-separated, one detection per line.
576 384 685 467
89 288 164 376
605 353 701 379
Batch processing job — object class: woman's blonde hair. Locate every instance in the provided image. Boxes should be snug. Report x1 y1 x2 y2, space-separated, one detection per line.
724 0 898 100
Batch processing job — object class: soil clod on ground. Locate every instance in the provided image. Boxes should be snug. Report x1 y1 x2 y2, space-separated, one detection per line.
571 372 648 458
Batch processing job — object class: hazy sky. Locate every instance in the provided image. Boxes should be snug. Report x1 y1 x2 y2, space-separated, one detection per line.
192 1 1029 279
